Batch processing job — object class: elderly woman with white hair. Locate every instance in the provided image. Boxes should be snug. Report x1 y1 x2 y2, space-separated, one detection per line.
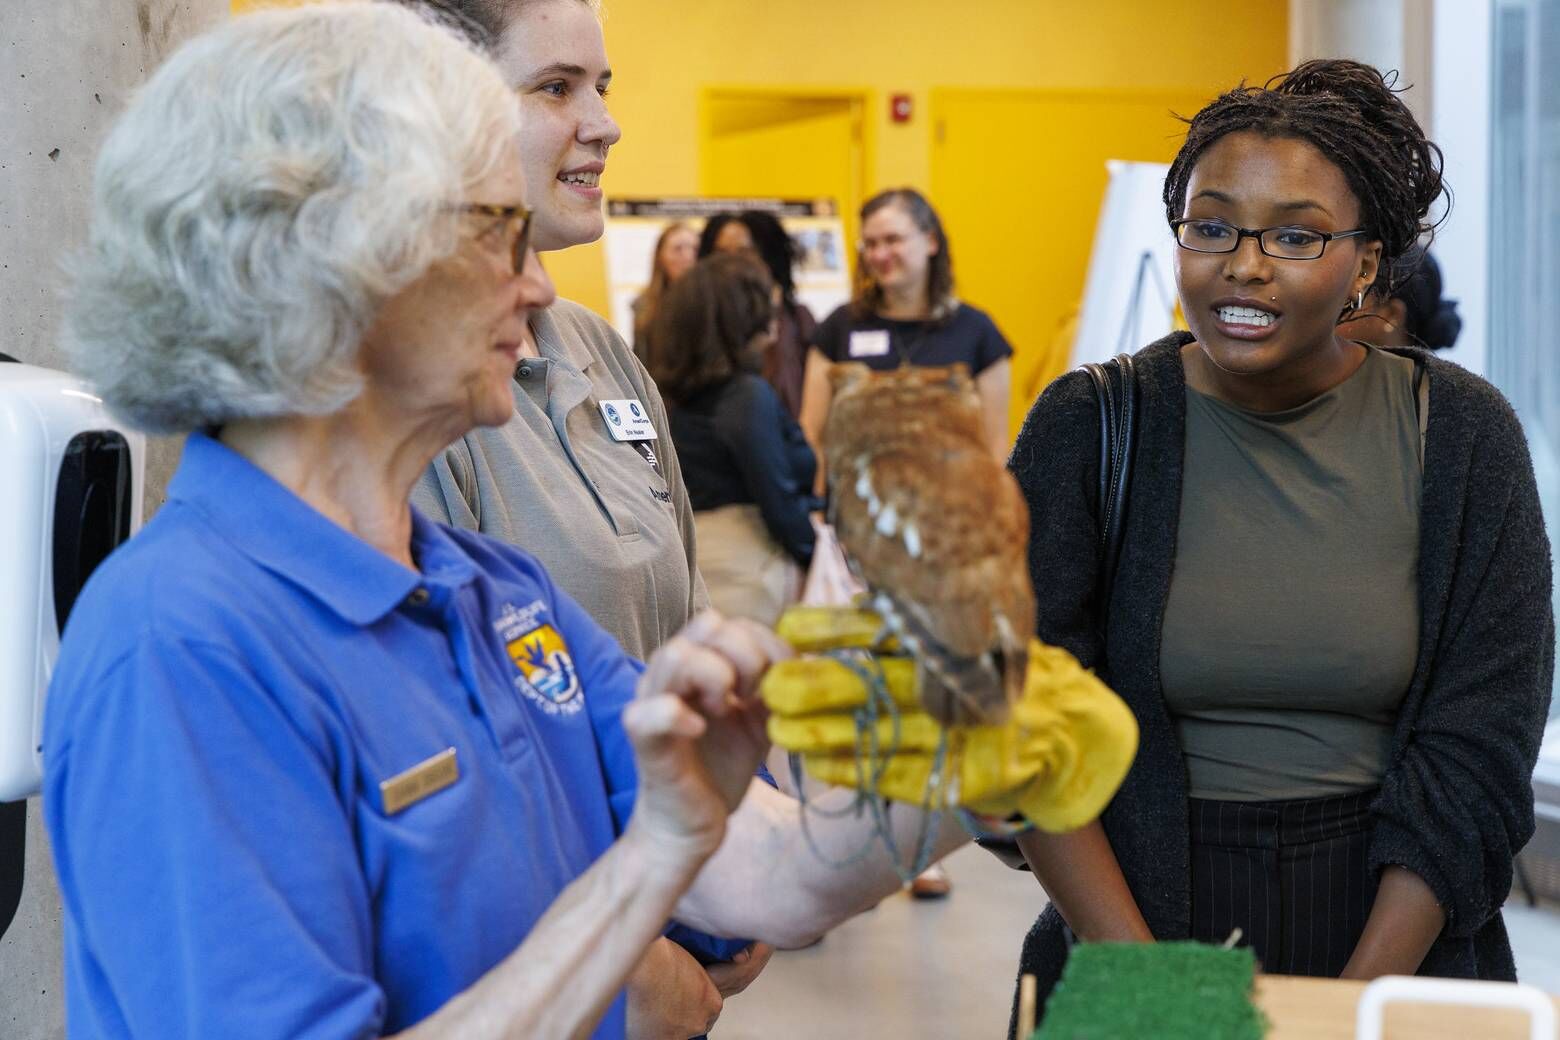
42 6 972 1040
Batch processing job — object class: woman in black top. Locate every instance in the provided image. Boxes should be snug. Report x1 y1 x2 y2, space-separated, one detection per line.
800 188 1014 477
1009 59 1552 1030
650 252 819 625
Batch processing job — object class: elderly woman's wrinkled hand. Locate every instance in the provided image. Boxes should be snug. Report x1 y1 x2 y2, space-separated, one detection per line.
623 612 791 871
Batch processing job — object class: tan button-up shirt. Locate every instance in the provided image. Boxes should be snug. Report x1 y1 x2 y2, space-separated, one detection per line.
413 298 707 662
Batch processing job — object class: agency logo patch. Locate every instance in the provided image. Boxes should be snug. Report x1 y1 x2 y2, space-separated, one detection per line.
493 601 583 716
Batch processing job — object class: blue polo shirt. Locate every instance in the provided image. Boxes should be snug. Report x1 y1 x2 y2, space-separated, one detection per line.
43 433 666 1038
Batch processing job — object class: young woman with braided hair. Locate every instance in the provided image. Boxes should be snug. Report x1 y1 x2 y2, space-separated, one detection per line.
1008 59 1552 1028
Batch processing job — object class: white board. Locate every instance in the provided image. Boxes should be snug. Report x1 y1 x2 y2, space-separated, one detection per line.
1072 161 1180 367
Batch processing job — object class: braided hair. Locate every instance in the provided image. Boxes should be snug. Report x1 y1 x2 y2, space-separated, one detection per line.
1164 59 1448 308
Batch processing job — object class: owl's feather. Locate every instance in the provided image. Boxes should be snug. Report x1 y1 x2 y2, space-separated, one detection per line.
824 362 1034 725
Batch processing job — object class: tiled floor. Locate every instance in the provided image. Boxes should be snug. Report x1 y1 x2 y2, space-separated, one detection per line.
714 845 1560 1039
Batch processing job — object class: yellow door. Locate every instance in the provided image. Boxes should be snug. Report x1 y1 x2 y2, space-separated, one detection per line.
931 89 1210 431
701 91 868 261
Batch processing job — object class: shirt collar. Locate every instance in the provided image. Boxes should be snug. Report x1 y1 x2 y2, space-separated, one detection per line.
168 433 476 625
530 302 597 375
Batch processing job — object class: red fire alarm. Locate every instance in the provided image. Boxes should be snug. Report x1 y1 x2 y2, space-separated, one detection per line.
890 93 913 123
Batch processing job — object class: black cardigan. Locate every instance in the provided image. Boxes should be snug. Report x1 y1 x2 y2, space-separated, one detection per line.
669 373 819 566
1009 332 1555 1024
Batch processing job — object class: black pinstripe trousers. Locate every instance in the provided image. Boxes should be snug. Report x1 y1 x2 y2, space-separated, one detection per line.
1187 789 1379 977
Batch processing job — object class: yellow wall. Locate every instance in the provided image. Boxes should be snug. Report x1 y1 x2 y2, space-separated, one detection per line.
933 87 1215 426
231 0 1288 336
595 0 1287 313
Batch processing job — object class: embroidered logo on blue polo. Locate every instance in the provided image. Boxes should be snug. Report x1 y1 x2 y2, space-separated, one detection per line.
493 600 583 716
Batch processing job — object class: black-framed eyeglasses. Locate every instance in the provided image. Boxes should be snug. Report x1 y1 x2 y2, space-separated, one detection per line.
451 203 534 274
1170 217 1367 261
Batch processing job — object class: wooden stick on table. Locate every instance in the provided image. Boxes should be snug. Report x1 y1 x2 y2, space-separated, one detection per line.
1017 973 1037 1038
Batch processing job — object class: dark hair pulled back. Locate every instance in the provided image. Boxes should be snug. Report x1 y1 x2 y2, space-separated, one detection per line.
1164 59 1448 302
647 252 776 405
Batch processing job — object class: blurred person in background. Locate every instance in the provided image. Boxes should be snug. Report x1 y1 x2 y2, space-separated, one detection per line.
699 211 818 420
651 252 819 627
699 211 753 256
800 188 1014 482
632 221 699 360
1337 245 1462 349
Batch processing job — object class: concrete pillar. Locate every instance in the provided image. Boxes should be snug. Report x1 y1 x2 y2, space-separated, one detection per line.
1288 0 1434 131
0 1 226 1035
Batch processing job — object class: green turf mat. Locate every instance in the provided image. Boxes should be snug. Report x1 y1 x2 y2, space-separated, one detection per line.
1033 941 1268 1039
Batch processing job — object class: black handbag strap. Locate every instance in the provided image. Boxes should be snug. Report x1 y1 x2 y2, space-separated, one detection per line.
1080 354 1138 623
971 354 1140 874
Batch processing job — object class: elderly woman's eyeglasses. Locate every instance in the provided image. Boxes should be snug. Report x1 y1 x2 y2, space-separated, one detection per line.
453 203 534 275
1170 218 1367 261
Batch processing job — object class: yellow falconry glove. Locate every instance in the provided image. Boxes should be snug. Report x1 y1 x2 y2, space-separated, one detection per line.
761 606 1138 833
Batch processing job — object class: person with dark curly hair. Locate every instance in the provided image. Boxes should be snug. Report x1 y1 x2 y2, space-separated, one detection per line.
1007 59 1552 1030
698 210 819 420
697 211 751 257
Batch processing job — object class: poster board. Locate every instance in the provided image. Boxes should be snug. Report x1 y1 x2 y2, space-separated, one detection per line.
1072 161 1182 367
603 197 851 344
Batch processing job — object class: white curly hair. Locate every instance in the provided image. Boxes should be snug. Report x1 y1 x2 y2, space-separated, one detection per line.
67 1 523 433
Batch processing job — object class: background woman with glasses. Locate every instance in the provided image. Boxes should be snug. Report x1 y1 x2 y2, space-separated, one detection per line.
1006 58 1552 1029
799 188 1014 479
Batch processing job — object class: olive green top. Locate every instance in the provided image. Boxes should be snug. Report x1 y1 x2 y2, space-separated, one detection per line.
1160 346 1422 801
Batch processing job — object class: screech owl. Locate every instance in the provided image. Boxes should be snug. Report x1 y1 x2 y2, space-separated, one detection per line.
823 362 1034 726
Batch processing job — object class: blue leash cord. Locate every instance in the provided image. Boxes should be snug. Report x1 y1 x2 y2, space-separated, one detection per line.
786 648 951 882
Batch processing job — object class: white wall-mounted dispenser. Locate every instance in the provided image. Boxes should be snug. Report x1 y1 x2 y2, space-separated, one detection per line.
0 362 144 801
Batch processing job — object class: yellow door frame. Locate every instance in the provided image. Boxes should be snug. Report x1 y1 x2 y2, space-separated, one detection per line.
699 85 876 252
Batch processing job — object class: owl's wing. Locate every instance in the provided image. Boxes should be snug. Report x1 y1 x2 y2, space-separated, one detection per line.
830 431 1033 725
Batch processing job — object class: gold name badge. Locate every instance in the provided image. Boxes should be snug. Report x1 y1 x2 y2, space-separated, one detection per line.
379 747 460 815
